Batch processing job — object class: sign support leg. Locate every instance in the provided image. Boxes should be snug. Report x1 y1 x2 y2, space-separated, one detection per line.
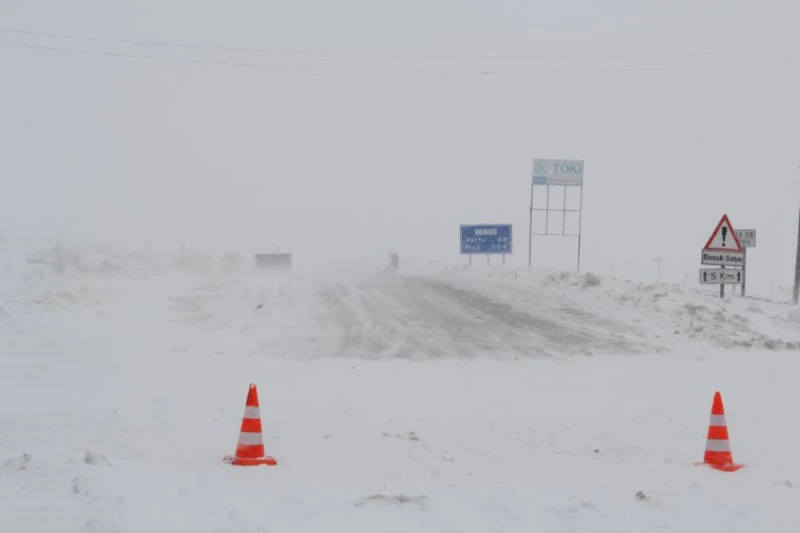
720 265 725 299
528 173 534 269
545 185 550 234
741 248 747 297
577 182 584 272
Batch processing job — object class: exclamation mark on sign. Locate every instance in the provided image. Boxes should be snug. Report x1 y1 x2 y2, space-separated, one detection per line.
721 226 727 247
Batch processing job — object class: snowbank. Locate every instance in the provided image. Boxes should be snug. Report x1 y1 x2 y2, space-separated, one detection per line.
438 266 800 352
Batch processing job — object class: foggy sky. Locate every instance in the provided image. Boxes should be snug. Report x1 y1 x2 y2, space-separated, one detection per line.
2 0 800 296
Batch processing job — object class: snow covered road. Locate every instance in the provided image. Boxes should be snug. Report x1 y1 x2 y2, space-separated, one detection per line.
314 275 606 359
219 273 649 361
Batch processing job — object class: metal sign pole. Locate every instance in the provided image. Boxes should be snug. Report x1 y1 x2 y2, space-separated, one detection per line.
720 265 725 299
528 161 536 268
545 185 551 234
741 248 747 297
577 183 584 272
528 175 534 269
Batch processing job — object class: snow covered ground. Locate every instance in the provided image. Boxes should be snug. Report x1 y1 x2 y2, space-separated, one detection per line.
2 243 800 532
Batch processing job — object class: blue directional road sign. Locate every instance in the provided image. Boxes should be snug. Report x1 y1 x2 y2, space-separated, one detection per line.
460 224 513 255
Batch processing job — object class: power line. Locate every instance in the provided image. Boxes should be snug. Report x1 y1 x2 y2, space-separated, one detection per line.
0 39 481 73
3 26 800 61
3 38 800 76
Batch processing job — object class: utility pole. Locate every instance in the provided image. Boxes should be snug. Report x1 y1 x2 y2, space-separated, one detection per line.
793 203 800 304
651 256 667 282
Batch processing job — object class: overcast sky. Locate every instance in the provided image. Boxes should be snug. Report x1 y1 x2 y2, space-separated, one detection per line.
2 1 800 295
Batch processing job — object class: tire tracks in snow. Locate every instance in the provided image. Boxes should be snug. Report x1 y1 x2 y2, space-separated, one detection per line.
312 275 640 359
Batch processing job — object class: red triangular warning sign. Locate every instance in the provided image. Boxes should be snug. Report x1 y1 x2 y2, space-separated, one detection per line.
703 214 743 252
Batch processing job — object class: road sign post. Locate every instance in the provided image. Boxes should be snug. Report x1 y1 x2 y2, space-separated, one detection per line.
528 158 584 271
460 224 513 265
741 250 746 296
700 214 744 299
700 250 744 267
735 229 756 297
699 267 743 284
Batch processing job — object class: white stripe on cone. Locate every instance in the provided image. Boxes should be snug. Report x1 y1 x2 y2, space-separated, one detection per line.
708 414 727 426
238 432 264 446
243 407 261 419
705 439 732 452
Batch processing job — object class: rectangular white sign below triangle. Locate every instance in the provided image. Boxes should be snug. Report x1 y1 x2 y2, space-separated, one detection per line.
703 214 743 252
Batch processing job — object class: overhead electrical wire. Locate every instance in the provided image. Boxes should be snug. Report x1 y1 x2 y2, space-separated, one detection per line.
2 27 800 75
2 26 800 61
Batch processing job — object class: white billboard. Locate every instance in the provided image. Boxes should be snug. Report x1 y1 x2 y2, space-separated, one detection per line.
532 159 584 186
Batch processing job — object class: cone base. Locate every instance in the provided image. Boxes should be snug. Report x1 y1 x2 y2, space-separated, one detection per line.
223 455 277 467
695 460 744 472
707 462 744 472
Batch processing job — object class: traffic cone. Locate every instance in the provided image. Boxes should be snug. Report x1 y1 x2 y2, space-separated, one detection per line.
698 391 743 472
223 383 277 466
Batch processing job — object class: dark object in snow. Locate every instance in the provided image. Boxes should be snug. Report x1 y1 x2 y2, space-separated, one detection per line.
635 491 647 501
355 493 429 510
84 451 111 466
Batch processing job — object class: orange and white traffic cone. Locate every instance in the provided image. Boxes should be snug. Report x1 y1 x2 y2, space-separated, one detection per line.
698 391 743 472
223 383 277 467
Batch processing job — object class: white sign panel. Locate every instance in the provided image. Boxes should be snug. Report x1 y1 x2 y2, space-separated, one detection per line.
699 268 743 285
736 229 756 248
701 250 744 267
532 159 584 186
